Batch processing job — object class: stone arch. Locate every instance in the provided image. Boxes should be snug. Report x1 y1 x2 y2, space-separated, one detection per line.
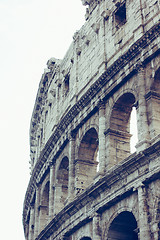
39 181 50 231
106 92 136 168
76 123 99 155
75 127 99 194
147 67 160 139
107 211 138 240
55 156 69 212
151 67 160 91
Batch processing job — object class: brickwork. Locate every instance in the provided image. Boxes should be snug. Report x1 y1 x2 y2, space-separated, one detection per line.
23 0 160 239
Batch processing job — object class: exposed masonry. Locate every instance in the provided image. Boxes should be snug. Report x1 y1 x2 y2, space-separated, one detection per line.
23 0 160 240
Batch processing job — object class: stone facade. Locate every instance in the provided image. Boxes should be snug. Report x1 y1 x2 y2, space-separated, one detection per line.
23 0 160 239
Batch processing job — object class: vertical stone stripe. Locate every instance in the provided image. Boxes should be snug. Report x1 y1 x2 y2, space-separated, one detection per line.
68 135 75 201
93 213 101 240
34 187 40 238
49 164 55 220
28 206 34 240
136 67 150 152
138 185 151 239
98 104 106 175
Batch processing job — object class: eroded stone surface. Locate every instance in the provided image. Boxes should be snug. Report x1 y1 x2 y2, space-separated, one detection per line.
23 1 160 239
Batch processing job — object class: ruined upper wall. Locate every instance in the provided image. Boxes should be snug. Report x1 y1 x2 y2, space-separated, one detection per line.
29 0 160 171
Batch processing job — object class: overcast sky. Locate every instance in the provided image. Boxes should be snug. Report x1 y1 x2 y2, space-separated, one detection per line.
0 1 138 239
0 1 85 239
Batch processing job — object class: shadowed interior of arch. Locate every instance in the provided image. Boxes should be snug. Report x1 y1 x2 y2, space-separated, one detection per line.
108 211 138 240
75 128 99 194
57 157 69 207
39 181 50 231
148 67 160 138
109 92 137 166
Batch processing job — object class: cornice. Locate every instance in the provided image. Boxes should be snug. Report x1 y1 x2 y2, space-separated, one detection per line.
145 90 160 101
23 21 160 228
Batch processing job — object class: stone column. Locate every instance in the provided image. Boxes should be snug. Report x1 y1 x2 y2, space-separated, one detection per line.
49 164 55 220
151 221 159 240
34 186 40 238
28 205 35 240
53 182 63 215
137 184 151 239
98 103 106 175
68 134 76 202
136 66 150 152
93 213 101 240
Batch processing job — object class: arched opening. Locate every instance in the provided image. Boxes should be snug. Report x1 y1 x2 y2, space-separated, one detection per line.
39 181 50 231
76 128 98 194
56 157 69 208
151 68 160 92
130 107 138 153
106 93 137 168
147 67 160 139
108 211 138 240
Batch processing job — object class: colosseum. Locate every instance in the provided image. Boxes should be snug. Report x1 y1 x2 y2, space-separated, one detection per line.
23 0 160 239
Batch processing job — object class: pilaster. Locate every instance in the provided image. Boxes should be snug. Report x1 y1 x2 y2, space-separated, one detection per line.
34 186 40 238
68 134 76 202
28 205 35 240
93 213 102 240
136 183 151 239
49 164 55 220
52 181 61 215
98 103 106 175
135 66 150 152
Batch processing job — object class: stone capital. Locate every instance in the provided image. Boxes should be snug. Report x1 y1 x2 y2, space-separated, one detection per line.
133 181 145 191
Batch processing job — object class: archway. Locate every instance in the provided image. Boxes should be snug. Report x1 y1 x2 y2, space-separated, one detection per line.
147 67 160 139
76 128 98 194
39 181 50 231
108 211 138 240
56 156 69 207
107 92 136 168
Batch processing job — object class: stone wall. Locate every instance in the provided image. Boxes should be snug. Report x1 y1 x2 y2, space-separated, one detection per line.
23 0 160 239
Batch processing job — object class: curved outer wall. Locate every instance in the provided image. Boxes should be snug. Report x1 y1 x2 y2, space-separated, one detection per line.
23 0 160 239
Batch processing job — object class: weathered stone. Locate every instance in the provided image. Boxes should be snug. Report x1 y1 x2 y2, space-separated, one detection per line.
23 1 160 239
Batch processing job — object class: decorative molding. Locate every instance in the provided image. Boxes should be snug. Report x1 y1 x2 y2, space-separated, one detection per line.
145 90 160 101
104 128 132 139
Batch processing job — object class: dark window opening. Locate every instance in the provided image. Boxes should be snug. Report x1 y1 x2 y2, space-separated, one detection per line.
115 2 126 28
108 211 138 240
64 74 70 96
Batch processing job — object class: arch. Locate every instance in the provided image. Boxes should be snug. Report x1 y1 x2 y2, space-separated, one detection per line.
55 156 69 211
39 181 50 231
75 127 99 194
147 67 160 139
108 211 138 240
78 128 98 162
151 67 160 91
106 92 136 167
110 92 136 132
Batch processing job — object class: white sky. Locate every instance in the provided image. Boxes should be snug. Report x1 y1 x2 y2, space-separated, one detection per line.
0 1 138 239
0 1 85 239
